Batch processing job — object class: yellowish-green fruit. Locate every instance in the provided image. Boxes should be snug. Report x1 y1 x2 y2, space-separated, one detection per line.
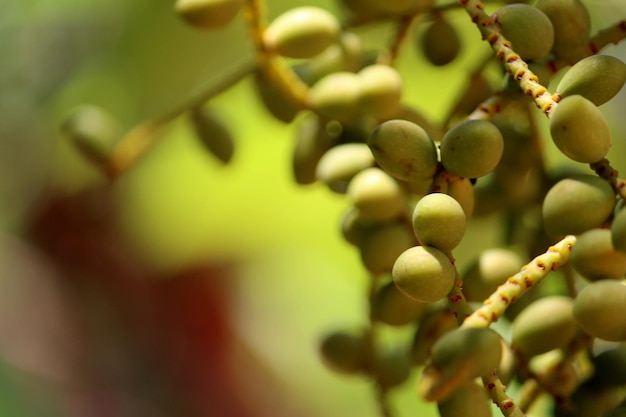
535 0 591 61
412 306 458 366
372 279 429 326
437 381 493 417
347 167 407 222
493 4 554 60
319 330 368 374
357 65 403 121
359 222 415 275
613 208 626 254
189 107 234 164
60 105 122 168
542 174 615 236
309 72 361 123
367 119 438 182
511 296 577 357
570 228 626 281
392 245 456 303
421 16 461 66
447 178 475 219
556 55 626 106
316 143 375 193
462 248 524 302
264 7 340 59
412 193 466 252
440 120 504 179
174 0 243 30
573 280 626 342
292 115 337 185
253 69 301 123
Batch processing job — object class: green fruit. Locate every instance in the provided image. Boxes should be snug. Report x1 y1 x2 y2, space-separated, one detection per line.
550 95 611 164
340 207 373 246
462 248 524 302
347 167 407 222
359 222 416 275
573 280 626 341
253 69 301 123
613 208 626 253
421 16 461 66
392 245 456 303
357 65 403 121
60 105 122 167
570 228 626 281
542 174 615 236
372 279 429 326
319 330 368 374
373 348 412 389
174 0 243 30
316 143 375 193
293 31 363 86
189 107 235 164
440 120 504 179
291 115 337 185
557 55 626 106
535 0 591 61
367 119 438 182
510 296 577 357
412 306 458 366
447 178 475 219
590 344 626 387
412 193 466 252
431 327 503 379
493 4 554 60
437 381 492 417
264 7 340 59
309 72 361 123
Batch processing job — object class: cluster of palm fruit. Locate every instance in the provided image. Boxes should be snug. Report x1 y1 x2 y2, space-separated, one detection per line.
63 0 626 416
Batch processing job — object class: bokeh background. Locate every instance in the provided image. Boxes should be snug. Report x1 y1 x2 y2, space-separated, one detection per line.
1 0 626 416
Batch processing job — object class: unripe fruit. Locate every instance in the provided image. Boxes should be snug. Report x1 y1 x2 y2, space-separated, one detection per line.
440 119 504 179
367 119 438 182
411 307 458 366
189 107 234 164
437 381 493 417
357 65 403 121
347 167 407 222
573 280 626 341
60 105 122 167
412 193 466 252
316 143 375 193
510 296 577 357
319 330 368 374
550 95 611 163
291 115 337 185
447 178 475 219
392 245 456 303
570 228 626 281
613 208 626 253
462 248 524 302
373 348 412 389
421 17 461 66
309 72 361 123
493 4 554 60
264 7 340 59
174 0 243 30
359 222 416 275
590 344 626 387
542 174 615 236
253 70 300 123
372 279 429 326
535 0 591 61
557 55 626 106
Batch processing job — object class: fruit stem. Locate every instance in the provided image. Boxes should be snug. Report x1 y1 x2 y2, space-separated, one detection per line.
590 159 626 201
483 370 527 417
461 235 577 329
459 0 558 115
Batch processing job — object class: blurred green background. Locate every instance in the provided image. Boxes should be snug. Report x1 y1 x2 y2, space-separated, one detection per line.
1 0 626 416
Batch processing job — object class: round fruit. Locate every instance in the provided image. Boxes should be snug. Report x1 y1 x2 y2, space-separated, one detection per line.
421 16 461 66
446 178 475 219
359 222 416 275
392 245 456 303
347 167 407 222
542 174 615 236
462 248 524 302
190 107 235 164
440 120 504 179
412 306 458 366
549 95 611 163
367 119 438 182
573 280 626 341
319 329 368 374
309 72 361 123
556 55 626 106
510 296 577 357
570 228 626 281
613 208 626 253
264 7 340 59
412 193 466 252
372 279 429 326
174 0 243 30
535 0 591 61
357 65 403 121
493 4 555 60
437 381 492 417
316 143 375 192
